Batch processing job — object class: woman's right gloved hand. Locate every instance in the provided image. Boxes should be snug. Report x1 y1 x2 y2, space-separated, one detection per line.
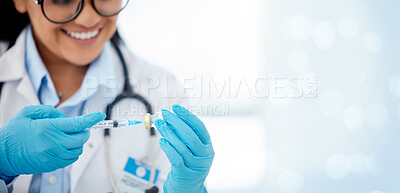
0 105 106 180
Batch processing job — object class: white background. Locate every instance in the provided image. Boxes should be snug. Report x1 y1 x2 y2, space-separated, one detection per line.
118 0 400 192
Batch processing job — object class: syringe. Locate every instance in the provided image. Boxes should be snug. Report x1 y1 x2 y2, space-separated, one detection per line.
90 112 163 130
90 119 142 129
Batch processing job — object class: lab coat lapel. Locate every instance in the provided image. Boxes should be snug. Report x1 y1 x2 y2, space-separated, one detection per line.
0 27 40 106
70 124 104 193
0 30 26 82
16 74 40 105
70 92 107 193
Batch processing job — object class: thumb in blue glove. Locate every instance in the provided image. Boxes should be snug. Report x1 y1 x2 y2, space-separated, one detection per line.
0 105 106 179
155 104 214 193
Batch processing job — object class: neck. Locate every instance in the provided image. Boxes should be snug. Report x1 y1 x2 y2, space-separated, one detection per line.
34 37 89 105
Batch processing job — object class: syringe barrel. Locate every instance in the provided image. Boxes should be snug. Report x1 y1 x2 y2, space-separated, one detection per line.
91 119 128 129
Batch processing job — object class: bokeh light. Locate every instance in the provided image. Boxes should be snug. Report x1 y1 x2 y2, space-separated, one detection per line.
319 89 344 118
313 21 336 50
343 105 365 130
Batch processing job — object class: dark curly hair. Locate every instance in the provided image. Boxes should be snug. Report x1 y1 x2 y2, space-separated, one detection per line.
0 0 123 48
0 0 29 46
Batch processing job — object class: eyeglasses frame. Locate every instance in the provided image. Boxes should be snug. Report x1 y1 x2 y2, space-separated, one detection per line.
32 0 129 24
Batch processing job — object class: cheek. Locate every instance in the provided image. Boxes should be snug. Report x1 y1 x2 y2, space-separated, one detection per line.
101 17 118 42
28 6 60 44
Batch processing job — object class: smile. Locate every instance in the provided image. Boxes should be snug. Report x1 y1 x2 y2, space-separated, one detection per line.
64 29 100 40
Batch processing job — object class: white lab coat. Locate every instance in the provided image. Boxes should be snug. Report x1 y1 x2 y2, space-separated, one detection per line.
0 28 186 193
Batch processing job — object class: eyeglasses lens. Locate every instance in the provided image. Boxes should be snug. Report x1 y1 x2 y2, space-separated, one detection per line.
42 0 128 23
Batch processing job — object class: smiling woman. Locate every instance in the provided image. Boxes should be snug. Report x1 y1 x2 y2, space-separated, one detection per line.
5 0 124 105
0 0 215 192
16 0 119 66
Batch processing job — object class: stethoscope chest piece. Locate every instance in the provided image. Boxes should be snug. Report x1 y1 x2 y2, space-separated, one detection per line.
145 186 159 193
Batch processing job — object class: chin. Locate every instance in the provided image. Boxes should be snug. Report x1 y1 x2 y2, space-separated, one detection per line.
68 54 100 66
62 46 103 66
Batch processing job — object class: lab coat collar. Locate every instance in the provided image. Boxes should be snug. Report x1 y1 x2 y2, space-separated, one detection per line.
0 28 28 82
0 28 40 105
25 25 48 96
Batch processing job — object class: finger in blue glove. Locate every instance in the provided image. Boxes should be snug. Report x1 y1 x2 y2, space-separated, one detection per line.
159 138 208 193
155 104 214 193
156 119 213 169
161 109 213 157
0 105 106 179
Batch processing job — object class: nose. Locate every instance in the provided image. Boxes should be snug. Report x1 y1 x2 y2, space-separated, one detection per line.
73 0 101 28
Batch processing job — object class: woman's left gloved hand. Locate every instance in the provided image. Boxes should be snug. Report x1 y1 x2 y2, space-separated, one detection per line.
155 104 215 193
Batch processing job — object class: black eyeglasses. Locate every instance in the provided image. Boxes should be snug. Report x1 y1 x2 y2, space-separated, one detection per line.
32 0 129 24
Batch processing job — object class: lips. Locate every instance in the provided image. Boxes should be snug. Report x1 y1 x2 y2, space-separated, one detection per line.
63 29 100 40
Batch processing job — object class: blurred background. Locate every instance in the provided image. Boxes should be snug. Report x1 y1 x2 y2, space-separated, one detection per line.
118 0 399 192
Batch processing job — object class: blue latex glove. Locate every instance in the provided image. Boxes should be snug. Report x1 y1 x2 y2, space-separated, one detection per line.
155 104 214 193
0 105 105 179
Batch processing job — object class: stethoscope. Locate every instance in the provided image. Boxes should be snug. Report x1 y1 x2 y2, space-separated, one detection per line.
103 38 159 193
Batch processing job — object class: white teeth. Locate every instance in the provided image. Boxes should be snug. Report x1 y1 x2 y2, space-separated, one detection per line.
65 29 99 40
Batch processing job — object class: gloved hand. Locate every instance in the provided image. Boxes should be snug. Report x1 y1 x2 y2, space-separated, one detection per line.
0 105 105 179
155 104 214 193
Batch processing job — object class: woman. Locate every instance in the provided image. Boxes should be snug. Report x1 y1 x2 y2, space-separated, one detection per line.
0 0 214 192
